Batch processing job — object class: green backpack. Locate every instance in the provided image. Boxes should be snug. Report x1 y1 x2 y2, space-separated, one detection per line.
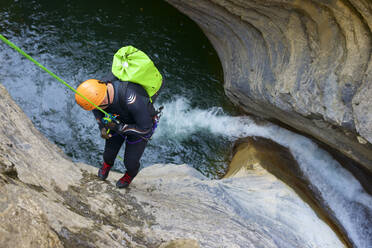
112 46 163 102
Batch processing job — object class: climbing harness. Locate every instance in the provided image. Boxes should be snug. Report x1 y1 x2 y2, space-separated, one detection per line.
109 106 163 145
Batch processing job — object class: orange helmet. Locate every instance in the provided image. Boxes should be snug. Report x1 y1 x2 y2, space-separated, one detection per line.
75 79 107 111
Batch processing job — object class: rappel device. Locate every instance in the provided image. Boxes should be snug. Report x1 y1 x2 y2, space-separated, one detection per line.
102 114 120 125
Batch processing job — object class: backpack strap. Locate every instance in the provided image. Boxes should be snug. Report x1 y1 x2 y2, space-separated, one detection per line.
150 80 164 103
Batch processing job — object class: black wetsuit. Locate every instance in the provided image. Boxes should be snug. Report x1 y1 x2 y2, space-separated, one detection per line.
92 77 156 178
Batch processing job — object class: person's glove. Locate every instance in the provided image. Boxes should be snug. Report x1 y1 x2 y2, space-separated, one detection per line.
105 121 128 134
100 127 112 139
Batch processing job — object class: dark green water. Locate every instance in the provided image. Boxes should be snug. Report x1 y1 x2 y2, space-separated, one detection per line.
0 0 237 178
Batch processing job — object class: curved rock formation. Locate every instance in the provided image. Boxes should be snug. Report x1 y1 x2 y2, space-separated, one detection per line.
165 0 372 171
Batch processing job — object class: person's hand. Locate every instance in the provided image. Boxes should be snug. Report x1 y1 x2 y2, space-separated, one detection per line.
100 127 112 139
105 121 118 130
105 122 128 134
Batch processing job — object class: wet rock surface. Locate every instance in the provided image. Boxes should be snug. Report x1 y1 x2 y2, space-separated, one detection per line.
165 0 372 172
225 137 351 247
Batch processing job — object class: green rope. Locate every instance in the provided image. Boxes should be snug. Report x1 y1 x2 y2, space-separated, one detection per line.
1 33 125 162
0 33 110 117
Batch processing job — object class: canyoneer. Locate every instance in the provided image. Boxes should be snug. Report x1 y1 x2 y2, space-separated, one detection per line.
75 46 163 188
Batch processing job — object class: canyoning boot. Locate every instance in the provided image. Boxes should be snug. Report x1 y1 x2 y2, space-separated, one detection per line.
116 172 132 188
98 162 112 180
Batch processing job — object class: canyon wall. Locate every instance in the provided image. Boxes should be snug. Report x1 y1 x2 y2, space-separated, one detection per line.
165 0 372 171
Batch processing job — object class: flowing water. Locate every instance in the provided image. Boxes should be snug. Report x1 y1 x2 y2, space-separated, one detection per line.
1 0 371 247
158 97 372 248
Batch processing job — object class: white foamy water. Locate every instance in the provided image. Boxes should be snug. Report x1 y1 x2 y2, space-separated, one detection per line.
153 97 372 248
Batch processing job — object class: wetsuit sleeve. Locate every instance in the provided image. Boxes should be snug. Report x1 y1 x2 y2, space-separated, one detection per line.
92 109 105 130
116 86 153 137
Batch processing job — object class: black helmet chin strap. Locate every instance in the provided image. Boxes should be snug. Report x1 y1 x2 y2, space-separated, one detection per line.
106 87 111 105
99 82 112 108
